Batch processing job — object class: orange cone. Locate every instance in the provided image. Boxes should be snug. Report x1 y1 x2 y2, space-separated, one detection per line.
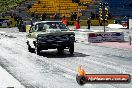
75 20 80 29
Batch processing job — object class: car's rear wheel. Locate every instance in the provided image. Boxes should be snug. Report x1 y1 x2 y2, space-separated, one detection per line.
69 43 74 54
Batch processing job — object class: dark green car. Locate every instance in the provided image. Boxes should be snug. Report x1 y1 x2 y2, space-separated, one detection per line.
26 21 75 55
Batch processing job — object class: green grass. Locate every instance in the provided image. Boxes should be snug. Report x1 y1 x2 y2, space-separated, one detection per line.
0 0 25 12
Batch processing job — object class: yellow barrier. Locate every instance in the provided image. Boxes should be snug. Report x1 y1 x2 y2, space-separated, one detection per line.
26 25 31 33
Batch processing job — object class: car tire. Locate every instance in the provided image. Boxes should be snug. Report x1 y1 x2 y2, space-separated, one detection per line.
28 46 35 53
35 46 41 55
27 41 35 53
69 43 74 54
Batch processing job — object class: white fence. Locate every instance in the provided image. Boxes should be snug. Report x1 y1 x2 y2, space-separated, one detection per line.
75 31 124 43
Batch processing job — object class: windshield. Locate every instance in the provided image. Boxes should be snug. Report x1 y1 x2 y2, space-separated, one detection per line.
36 22 67 31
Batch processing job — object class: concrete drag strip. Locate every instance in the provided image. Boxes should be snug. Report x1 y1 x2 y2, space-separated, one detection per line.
0 31 16 38
0 27 132 88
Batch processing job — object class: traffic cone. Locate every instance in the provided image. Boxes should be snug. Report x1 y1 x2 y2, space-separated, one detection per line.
75 20 80 29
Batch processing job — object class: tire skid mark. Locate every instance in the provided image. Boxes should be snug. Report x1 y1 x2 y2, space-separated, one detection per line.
0 33 16 38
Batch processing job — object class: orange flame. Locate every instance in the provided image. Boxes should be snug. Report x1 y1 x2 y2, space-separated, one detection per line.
77 65 86 76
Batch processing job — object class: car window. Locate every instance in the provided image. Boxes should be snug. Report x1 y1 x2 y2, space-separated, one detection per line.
36 23 46 32
35 22 68 32
47 22 67 30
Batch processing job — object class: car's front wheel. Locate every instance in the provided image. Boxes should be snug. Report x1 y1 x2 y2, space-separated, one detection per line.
35 46 41 55
28 46 35 53
27 41 35 53
69 43 74 54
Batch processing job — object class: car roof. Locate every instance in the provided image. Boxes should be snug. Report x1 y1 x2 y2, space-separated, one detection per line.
34 21 62 25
